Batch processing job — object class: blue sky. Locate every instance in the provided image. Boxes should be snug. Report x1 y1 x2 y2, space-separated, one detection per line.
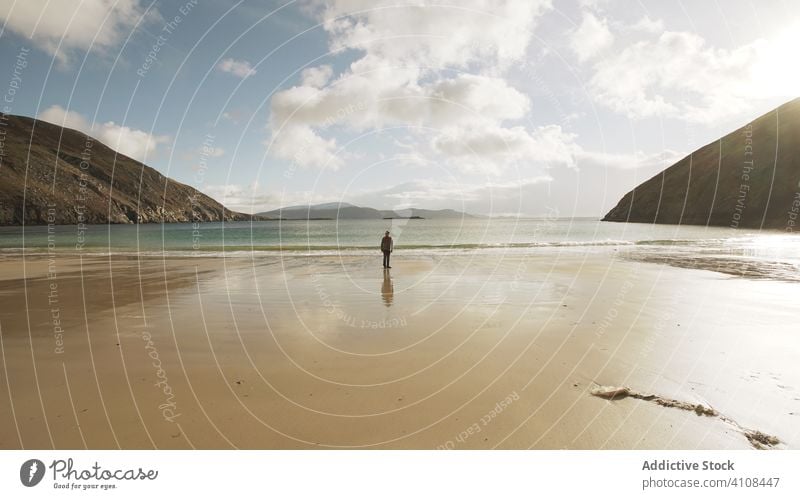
1 0 798 216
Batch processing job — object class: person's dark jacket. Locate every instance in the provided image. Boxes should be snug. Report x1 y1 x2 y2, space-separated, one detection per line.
381 236 393 252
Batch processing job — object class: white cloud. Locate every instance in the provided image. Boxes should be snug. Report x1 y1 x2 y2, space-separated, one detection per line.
429 74 531 123
630 16 664 34
93 123 169 162
588 25 800 123
348 177 554 216
202 183 330 214
578 0 609 8
268 72 538 171
432 124 578 172
356 180 481 206
201 183 262 212
268 124 345 169
0 0 156 62
38 105 170 163
318 0 552 70
575 148 683 170
430 123 681 172
268 1 553 172
270 72 529 131
387 151 432 168
569 12 613 62
301 65 333 88
206 177 565 217
216 58 256 78
221 142 678 214
38 105 90 131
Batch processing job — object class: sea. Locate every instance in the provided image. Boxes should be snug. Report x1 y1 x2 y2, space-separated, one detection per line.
1 218 799 280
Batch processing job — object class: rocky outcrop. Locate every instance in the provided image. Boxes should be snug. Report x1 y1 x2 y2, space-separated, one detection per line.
0 114 254 225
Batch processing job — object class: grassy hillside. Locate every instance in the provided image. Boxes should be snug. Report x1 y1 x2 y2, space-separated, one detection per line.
603 98 800 230
0 114 253 225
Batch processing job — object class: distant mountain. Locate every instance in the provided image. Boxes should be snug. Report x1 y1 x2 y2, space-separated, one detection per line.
603 98 800 230
0 114 255 225
260 202 383 219
258 202 474 220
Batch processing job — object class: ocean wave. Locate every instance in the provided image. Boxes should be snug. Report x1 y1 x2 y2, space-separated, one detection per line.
0 239 638 256
6 236 797 258
634 238 728 246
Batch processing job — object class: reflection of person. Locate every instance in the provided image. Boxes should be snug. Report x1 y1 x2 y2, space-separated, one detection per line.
381 268 394 307
380 231 393 268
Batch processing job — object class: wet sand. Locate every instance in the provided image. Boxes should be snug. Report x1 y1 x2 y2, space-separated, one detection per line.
1 249 799 449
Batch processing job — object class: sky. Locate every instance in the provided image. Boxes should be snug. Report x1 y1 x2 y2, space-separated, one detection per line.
1 0 798 217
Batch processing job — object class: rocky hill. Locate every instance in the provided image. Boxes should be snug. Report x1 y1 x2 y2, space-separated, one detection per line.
0 114 253 225
603 98 800 230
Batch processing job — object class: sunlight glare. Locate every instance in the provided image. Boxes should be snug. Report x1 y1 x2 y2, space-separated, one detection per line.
752 24 800 97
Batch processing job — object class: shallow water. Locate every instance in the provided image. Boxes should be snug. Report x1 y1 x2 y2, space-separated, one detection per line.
1 219 799 280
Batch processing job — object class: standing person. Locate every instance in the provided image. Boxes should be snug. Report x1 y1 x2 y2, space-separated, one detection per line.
381 231 393 268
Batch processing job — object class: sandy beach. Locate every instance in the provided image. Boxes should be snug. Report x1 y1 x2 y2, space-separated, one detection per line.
1 248 798 449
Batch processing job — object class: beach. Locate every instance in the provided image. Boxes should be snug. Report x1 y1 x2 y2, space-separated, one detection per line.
1 245 798 450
